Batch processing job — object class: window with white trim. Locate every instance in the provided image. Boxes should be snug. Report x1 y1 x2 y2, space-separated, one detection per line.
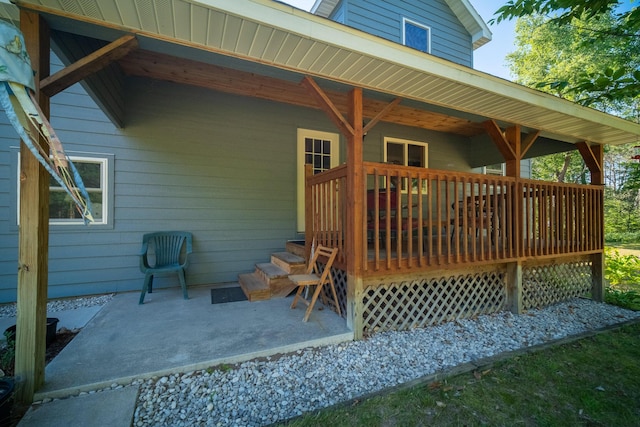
403 18 431 53
384 137 428 168
49 156 108 224
16 153 113 226
383 137 428 192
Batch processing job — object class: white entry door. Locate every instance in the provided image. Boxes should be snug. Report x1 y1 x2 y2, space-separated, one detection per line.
297 129 340 232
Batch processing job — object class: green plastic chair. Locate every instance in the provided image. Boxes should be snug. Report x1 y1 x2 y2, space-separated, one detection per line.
139 231 193 304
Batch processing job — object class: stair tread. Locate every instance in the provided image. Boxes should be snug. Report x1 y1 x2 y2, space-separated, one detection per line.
272 252 305 265
238 272 269 292
256 263 289 278
238 273 270 302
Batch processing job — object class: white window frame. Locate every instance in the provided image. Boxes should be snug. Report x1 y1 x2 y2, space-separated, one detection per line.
402 18 431 54
15 152 113 227
383 137 429 193
296 129 340 232
483 163 506 176
383 137 429 168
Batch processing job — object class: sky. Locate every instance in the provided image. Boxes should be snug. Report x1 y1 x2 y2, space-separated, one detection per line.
280 0 516 80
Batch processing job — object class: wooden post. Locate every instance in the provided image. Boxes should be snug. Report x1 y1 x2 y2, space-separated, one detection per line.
576 142 606 302
506 262 523 314
504 126 521 179
304 164 313 261
15 10 50 403
346 88 364 336
486 122 526 311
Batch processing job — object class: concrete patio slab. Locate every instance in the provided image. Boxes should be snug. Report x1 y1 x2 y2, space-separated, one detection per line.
18 385 139 427
36 285 352 400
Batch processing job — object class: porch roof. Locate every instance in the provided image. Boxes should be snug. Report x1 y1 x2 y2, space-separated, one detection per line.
3 0 640 146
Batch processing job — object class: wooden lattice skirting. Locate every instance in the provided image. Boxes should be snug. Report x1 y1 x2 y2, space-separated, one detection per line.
361 270 506 334
522 258 592 310
319 264 348 318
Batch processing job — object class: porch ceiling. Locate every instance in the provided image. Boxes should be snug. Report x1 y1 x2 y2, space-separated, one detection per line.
5 0 640 146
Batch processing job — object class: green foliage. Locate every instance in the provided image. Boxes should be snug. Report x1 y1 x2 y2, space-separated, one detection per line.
0 331 15 376
506 11 640 117
605 287 640 310
605 231 640 244
605 247 640 286
604 247 640 310
530 151 588 183
492 0 631 25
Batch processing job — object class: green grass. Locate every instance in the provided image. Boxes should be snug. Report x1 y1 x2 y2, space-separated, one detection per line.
283 322 640 427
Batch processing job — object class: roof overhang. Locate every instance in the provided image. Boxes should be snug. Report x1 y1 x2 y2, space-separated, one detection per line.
3 0 640 146
312 0 492 49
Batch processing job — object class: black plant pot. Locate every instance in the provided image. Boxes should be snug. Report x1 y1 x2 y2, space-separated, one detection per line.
0 377 14 424
4 317 59 347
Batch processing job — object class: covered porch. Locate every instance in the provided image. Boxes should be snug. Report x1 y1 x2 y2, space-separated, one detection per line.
303 89 607 336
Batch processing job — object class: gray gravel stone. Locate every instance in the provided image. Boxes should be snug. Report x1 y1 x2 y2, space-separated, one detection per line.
126 298 639 427
0 294 114 318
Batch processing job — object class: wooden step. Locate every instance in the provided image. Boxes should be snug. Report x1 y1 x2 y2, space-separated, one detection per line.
285 241 306 258
255 263 298 299
238 272 270 302
271 252 306 274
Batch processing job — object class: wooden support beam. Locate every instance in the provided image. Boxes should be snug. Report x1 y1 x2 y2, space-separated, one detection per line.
483 120 516 160
40 34 138 97
575 141 603 185
16 9 50 404
363 97 401 134
119 51 485 137
301 76 354 138
521 129 540 158
504 125 522 178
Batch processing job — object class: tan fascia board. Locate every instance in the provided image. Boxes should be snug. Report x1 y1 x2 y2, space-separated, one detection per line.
443 0 492 49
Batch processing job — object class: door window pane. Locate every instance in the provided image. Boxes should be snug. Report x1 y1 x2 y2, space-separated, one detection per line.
305 138 333 175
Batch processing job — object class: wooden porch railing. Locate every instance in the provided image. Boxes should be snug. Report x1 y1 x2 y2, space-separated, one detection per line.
305 162 603 275
305 164 348 268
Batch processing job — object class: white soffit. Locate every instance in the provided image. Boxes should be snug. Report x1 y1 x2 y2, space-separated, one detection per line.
7 0 640 146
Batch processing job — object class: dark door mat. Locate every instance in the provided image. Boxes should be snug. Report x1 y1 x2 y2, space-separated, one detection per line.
211 287 248 304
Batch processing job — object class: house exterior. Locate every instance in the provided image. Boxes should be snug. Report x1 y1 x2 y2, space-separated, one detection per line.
3 0 640 400
2 0 640 340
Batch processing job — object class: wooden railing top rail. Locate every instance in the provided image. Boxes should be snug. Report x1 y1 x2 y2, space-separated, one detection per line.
307 164 347 185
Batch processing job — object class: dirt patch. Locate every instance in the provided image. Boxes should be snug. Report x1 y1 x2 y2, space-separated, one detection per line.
1 328 79 377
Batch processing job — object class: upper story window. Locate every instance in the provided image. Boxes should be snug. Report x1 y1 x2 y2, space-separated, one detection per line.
403 18 431 54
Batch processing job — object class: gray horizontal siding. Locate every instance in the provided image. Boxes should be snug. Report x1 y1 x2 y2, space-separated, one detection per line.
0 53 479 303
0 67 339 302
337 0 473 66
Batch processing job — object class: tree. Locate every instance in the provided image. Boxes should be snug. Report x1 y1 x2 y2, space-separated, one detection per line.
502 4 640 235
493 0 640 108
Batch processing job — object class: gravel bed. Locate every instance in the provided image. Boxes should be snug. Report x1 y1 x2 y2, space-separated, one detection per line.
0 294 114 319
129 298 640 427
